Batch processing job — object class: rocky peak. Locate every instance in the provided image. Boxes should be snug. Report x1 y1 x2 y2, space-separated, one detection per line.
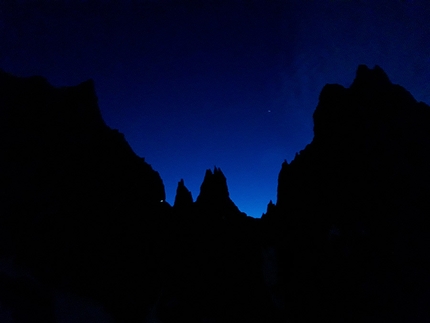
269 65 430 322
313 64 418 145
195 166 244 219
350 64 391 90
276 64 430 228
197 166 230 203
57 78 106 131
173 179 193 210
0 70 105 137
261 200 276 219
0 70 166 207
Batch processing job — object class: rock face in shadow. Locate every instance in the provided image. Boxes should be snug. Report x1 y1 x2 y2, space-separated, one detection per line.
265 65 430 322
173 178 193 211
195 167 246 220
0 69 269 323
168 169 273 323
0 69 169 322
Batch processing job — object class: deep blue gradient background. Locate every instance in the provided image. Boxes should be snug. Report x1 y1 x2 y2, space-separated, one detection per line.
1 0 429 217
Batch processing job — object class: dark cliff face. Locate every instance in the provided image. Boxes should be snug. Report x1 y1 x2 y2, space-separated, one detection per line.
275 64 430 225
269 65 430 322
0 70 267 323
195 167 246 220
0 69 165 207
0 69 168 321
173 178 193 210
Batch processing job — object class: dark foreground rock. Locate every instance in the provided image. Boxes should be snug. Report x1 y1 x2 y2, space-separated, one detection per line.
265 65 430 322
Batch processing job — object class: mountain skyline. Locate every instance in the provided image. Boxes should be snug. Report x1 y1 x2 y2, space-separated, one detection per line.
3 62 430 322
2 63 430 322
1 0 429 216
2 63 430 219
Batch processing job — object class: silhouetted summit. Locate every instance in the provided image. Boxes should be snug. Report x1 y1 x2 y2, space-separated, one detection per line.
0 69 168 322
0 69 105 135
195 166 245 220
261 200 276 219
268 65 430 322
197 167 229 201
351 64 391 90
173 178 193 210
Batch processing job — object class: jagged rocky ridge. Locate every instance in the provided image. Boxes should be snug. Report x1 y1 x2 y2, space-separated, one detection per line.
264 65 430 322
0 69 169 322
0 69 266 323
0 65 430 322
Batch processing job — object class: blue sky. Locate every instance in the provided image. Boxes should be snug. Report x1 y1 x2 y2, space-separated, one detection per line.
1 0 429 217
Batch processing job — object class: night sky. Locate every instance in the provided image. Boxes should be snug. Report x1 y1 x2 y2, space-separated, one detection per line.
1 0 429 217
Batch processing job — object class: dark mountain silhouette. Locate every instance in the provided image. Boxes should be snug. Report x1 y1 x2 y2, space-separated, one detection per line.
167 169 271 323
195 166 247 221
264 64 430 322
0 69 268 322
1 65 430 322
0 69 171 322
173 179 193 211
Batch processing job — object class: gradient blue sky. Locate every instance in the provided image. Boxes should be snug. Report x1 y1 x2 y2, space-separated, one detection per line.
1 0 429 217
